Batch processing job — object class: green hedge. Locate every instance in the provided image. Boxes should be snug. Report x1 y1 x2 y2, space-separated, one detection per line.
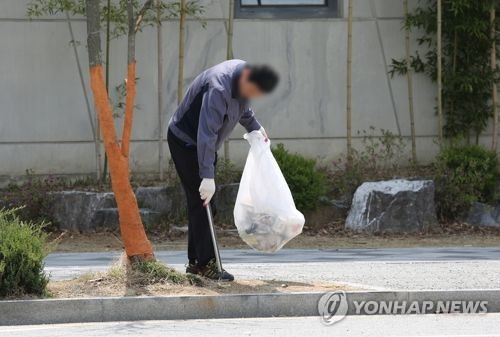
0 208 49 298
272 144 327 211
435 144 499 220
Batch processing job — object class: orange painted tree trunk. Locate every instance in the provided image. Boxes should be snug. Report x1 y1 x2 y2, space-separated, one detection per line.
86 0 154 260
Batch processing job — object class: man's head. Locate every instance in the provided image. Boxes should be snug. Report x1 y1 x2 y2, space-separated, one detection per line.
238 64 279 99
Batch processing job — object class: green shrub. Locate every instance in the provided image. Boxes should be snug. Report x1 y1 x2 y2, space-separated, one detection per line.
272 144 327 211
329 127 411 200
435 144 499 220
0 208 50 298
216 158 242 185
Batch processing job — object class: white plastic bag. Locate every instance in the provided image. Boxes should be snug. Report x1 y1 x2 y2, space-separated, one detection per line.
234 131 305 253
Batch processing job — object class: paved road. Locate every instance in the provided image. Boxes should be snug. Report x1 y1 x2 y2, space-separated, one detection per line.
1 314 500 337
46 247 500 266
45 247 500 290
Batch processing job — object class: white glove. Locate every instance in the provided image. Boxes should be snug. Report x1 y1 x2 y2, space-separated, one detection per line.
259 127 269 141
199 178 216 205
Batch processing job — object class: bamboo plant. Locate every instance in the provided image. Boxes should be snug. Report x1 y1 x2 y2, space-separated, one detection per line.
404 0 417 163
390 0 499 143
436 0 443 144
157 0 165 179
224 0 235 159
491 6 498 150
226 0 234 60
65 11 101 179
346 0 353 162
177 0 186 104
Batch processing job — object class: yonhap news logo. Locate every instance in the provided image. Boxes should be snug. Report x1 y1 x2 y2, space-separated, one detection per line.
317 291 349 325
318 291 488 325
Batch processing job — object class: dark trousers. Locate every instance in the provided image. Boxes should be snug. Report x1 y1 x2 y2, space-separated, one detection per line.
167 129 216 266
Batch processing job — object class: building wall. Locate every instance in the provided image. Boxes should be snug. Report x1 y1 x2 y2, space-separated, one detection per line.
0 0 480 183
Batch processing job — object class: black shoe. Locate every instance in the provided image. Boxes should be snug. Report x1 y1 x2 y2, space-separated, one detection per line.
194 258 234 282
186 262 198 275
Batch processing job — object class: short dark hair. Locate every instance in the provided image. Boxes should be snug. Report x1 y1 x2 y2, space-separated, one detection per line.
246 64 279 93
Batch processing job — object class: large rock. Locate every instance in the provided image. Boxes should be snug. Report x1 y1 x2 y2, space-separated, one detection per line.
465 202 500 228
346 179 437 233
136 184 240 226
50 184 241 232
91 208 162 231
135 186 186 219
50 191 116 232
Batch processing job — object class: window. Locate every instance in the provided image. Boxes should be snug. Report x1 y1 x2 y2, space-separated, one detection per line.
235 0 340 19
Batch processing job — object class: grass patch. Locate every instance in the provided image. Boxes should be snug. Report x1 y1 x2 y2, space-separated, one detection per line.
0 208 52 298
130 261 202 287
45 261 203 298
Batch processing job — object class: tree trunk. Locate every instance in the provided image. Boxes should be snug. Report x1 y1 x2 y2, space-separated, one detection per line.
86 0 154 260
448 30 457 131
157 0 165 179
346 0 353 162
404 0 417 163
177 0 186 104
101 0 112 183
66 11 101 180
224 0 234 160
226 0 234 60
491 7 498 151
436 0 444 144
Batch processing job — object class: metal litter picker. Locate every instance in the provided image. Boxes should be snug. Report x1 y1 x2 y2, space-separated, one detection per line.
206 203 223 277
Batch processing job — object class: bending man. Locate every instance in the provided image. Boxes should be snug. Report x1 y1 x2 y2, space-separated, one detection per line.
167 59 279 281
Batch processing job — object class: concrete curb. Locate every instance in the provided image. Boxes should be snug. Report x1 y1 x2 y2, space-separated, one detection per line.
1 289 499 326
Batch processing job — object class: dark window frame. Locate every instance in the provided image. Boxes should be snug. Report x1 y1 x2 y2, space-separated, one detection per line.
235 0 341 19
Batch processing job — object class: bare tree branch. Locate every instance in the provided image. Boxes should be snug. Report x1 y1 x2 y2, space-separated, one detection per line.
135 0 153 33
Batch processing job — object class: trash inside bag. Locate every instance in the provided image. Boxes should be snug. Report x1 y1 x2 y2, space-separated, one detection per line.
234 131 305 253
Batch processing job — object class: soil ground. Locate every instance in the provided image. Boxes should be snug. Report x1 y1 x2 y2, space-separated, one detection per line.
47 273 347 298
51 224 500 253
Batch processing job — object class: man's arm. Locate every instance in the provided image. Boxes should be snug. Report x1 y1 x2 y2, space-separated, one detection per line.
239 107 261 133
197 88 226 179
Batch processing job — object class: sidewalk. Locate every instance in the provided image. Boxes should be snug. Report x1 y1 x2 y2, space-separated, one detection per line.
45 247 500 290
3 314 500 337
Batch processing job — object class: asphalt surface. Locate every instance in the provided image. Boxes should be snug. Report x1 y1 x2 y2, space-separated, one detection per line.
44 247 500 290
46 247 500 266
1 314 499 337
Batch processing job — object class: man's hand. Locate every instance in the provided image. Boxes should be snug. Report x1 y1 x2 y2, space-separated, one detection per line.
259 127 269 142
199 178 216 206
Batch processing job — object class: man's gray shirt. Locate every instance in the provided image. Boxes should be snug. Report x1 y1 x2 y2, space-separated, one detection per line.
168 60 261 179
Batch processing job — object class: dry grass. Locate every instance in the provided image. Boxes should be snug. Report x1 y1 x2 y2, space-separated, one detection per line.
46 261 346 299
